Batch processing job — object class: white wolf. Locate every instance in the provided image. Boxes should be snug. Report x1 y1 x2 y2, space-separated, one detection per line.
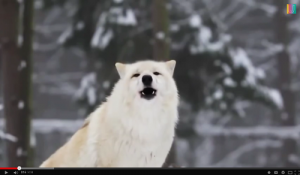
40 60 179 167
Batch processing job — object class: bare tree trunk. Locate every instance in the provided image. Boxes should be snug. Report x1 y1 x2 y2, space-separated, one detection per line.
152 0 176 167
21 0 34 166
0 0 22 167
152 0 170 60
0 0 34 166
274 1 298 167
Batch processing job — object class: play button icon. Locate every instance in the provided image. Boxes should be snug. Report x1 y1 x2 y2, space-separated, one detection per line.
4 171 7 174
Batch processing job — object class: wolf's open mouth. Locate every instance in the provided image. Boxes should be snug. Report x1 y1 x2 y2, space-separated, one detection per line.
140 87 157 100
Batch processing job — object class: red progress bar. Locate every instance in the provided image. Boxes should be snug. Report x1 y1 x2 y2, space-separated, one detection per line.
0 167 18 170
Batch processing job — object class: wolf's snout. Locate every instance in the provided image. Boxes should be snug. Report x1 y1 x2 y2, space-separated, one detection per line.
140 75 156 100
142 75 152 86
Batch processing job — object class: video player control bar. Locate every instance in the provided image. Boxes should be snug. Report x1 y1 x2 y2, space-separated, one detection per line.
1 167 300 175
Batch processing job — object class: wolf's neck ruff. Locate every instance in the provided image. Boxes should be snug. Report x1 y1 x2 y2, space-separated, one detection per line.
104 96 176 141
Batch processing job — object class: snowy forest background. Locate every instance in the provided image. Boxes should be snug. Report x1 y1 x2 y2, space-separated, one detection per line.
0 0 300 167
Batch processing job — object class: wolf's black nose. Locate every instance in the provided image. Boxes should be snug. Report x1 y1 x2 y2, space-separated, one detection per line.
142 75 152 86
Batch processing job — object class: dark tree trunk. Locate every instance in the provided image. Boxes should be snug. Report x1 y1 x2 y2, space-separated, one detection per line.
0 0 22 167
21 0 35 167
152 0 170 61
152 0 176 167
0 0 34 166
274 1 298 167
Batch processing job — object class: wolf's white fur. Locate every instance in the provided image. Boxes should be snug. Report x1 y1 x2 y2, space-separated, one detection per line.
40 60 179 167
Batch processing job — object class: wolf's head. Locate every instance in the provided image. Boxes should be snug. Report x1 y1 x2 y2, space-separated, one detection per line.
114 60 178 103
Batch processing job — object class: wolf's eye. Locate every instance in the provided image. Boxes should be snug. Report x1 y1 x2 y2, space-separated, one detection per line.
153 72 160 75
132 73 140 78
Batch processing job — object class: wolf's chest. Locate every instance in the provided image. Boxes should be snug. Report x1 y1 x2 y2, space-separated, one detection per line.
100 120 174 167
110 136 172 167
97 108 175 167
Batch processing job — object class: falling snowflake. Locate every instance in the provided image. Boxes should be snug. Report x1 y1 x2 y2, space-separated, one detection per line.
156 32 165 40
18 61 27 71
18 101 25 109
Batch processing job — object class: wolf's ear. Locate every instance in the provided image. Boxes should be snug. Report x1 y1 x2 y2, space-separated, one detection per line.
165 60 176 76
115 62 126 78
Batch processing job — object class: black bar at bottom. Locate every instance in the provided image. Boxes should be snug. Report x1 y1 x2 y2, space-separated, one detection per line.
2 168 300 175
